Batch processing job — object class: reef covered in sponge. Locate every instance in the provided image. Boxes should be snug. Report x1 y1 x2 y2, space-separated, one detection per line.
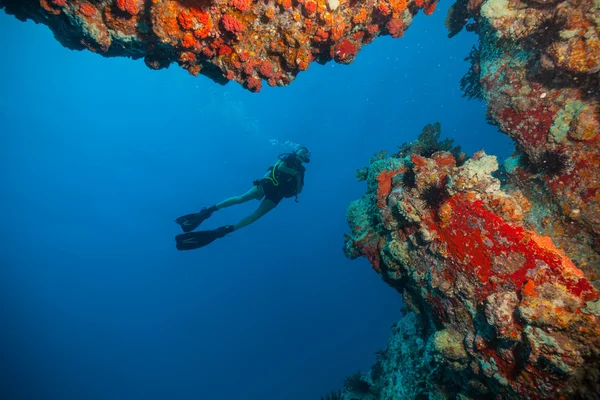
0 0 440 92
341 122 600 399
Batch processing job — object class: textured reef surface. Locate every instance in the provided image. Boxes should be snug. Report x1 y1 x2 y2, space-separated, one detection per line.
0 0 439 92
340 0 599 398
342 123 600 399
455 0 600 254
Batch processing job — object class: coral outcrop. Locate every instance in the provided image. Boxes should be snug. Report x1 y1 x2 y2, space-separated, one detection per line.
342 124 600 399
454 0 600 252
0 0 440 92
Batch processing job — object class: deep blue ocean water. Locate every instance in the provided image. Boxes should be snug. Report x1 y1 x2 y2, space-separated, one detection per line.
0 3 513 399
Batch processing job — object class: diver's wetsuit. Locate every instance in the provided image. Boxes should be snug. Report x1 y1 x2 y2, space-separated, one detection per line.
255 153 306 204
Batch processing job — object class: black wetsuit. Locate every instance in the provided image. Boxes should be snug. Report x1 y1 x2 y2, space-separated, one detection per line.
255 153 305 205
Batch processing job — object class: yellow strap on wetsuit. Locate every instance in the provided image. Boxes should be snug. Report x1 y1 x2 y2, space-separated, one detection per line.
265 160 282 186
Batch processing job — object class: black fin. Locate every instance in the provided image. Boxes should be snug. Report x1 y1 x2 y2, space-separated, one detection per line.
175 230 221 251
175 207 214 232
175 225 233 251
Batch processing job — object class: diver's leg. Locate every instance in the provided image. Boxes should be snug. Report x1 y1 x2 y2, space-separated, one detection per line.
176 186 264 233
233 199 276 231
216 186 264 210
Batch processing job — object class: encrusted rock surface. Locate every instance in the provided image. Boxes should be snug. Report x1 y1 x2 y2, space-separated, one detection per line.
454 0 600 253
342 124 600 399
0 0 440 92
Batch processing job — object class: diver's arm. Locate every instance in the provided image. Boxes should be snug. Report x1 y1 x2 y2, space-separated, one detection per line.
277 163 298 176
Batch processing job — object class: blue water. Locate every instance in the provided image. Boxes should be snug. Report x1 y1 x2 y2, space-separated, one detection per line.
0 3 513 400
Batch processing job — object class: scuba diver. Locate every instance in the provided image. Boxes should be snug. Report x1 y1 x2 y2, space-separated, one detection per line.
174 146 311 251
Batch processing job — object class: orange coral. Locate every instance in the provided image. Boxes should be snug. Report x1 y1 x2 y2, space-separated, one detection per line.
178 9 195 30
265 7 276 19
296 47 312 70
389 0 407 14
377 2 391 16
313 28 329 43
79 3 96 17
305 0 317 15
522 280 537 297
116 0 140 16
424 1 437 15
182 32 197 48
229 0 252 13
330 19 347 41
352 8 367 25
438 201 453 227
376 169 404 208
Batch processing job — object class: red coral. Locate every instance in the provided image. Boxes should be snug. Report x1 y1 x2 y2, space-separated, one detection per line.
202 46 215 57
51 0 67 6
304 0 317 15
219 45 233 55
332 39 357 64
221 14 245 34
433 195 598 301
367 24 379 35
238 50 250 62
259 60 274 78
386 18 404 38
246 76 262 92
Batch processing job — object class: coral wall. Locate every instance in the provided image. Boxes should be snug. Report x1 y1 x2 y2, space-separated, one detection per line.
461 0 600 253
0 0 439 92
341 1 599 398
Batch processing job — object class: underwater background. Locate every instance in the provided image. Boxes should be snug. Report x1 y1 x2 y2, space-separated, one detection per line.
0 2 514 399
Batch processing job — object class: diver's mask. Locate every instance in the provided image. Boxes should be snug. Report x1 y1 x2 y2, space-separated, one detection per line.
296 146 311 163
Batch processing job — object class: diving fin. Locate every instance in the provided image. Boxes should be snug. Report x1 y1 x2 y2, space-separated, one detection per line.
175 225 234 251
175 206 216 233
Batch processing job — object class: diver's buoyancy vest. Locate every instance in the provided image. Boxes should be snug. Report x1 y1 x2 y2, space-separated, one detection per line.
266 155 305 197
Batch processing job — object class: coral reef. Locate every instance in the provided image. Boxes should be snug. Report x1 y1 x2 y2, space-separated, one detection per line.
343 127 600 399
455 0 600 248
0 0 440 92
